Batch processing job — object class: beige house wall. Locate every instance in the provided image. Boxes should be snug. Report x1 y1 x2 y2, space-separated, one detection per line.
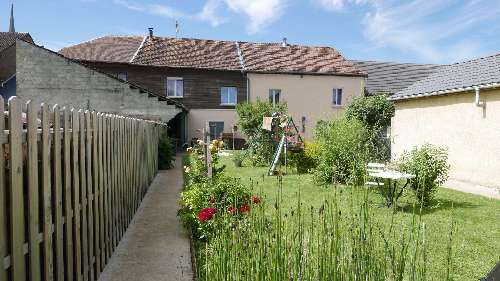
248 73 365 139
391 89 500 188
187 109 243 141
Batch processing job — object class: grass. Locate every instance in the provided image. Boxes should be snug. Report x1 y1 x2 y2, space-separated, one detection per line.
220 154 500 280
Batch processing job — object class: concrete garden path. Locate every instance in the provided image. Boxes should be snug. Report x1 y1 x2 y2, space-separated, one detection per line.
98 155 194 281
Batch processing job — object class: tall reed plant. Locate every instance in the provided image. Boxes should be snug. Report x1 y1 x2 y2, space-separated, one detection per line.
197 180 454 281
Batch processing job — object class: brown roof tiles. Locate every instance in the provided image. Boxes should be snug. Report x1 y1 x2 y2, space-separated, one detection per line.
133 37 242 71
0 32 33 52
59 36 144 63
59 35 365 76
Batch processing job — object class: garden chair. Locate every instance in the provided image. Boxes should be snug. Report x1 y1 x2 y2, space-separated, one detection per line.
365 162 385 187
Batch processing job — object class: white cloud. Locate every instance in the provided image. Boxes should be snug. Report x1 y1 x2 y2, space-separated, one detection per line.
114 0 287 34
198 0 226 27
222 0 287 34
316 0 345 11
358 0 500 63
114 0 189 21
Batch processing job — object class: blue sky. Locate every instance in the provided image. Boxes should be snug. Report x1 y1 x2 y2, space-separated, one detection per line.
3 0 500 64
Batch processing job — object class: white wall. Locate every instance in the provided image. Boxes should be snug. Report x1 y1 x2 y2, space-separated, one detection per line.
391 89 500 188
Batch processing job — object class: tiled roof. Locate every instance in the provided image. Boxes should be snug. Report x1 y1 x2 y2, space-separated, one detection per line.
59 36 144 63
0 32 33 52
352 60 441 95
59 35 365 76
239 42 364 75
390 53 500 100
133 37 242 71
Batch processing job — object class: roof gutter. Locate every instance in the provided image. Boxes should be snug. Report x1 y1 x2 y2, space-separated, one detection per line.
389 82 500 101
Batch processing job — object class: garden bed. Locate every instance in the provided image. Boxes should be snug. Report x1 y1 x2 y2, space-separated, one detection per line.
219 155 500 280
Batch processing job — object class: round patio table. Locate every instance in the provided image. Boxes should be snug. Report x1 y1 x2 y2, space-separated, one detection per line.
368 170 416 207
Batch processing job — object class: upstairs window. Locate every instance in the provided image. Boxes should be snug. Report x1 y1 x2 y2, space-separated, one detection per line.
220 87 237 105
166 77 184 97
332 88 343 106
117 72 128 81
269 89 281 105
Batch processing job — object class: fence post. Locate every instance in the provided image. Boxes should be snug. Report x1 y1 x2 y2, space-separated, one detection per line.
8 97 27 281
41 103 54 281
53 105 64 281
84 110 94 281
0 98 6 281
78 110 88 281
27 100 41 281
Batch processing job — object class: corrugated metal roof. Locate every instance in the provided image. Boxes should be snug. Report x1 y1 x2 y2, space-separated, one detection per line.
390 53 500 100
352 60 441 95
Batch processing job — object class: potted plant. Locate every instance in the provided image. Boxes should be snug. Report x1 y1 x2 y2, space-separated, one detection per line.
233 150 245 167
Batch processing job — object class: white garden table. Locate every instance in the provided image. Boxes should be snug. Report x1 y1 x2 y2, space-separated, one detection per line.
369 170 416 207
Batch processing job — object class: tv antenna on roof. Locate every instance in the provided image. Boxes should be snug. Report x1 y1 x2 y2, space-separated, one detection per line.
175 20 180 38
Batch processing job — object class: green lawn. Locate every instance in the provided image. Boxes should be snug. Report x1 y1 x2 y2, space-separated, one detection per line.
220 154 500 280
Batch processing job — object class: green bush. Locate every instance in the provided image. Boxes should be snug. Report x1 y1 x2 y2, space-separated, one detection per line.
346 95 395 161
232 150 245 167
313 117 369 185
236 100 288 166
287 141 320 174
158 132 175 170
398 144 450 206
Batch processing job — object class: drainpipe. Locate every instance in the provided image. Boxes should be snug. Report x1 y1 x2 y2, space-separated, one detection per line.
474 86 481 106
246 76 250 103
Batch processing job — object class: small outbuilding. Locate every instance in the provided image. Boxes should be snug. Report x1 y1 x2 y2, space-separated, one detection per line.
389 53 500 194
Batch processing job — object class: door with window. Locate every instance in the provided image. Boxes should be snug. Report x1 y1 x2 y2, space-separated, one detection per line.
209 121 224 140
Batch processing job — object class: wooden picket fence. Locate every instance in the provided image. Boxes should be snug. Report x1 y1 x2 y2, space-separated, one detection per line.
0 96 165 281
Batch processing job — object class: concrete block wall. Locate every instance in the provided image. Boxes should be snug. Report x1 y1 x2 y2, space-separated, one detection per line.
15 40 180 122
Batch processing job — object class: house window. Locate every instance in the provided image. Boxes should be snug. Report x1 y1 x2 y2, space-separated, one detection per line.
220 87 237 105
209 121 224 140
269 89 281 105
332 88 343 106
117 72 128 81
166 77 184 97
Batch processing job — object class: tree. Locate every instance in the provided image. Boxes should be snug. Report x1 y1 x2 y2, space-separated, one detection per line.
346 95 395 161
236 100 287 166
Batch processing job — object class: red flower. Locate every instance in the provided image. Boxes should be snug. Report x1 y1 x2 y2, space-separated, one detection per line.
252 196 261 204
239 204 251 213
198 207 217 223
228 207 237 214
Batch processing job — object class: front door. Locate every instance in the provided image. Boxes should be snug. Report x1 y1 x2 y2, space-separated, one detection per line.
209 121 224 140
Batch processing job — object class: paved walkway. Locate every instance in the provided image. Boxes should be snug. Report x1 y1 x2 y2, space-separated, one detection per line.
445 179 500 200
98 156 194 281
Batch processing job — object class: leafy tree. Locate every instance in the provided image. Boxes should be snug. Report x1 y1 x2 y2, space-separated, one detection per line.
236 100 287 166
346 95 395 160
313 117 369 185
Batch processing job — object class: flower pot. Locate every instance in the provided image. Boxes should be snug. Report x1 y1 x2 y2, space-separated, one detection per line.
234 159 243 167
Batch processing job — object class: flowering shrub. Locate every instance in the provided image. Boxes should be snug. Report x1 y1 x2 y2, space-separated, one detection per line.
179 165 256 239
184 139 226 186
198 207 217 223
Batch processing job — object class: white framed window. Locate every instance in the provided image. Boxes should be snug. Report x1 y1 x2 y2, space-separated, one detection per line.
117 72 128 81
269 89 281 105
166 77 184 98
220 86 237 105
332 88 343 106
